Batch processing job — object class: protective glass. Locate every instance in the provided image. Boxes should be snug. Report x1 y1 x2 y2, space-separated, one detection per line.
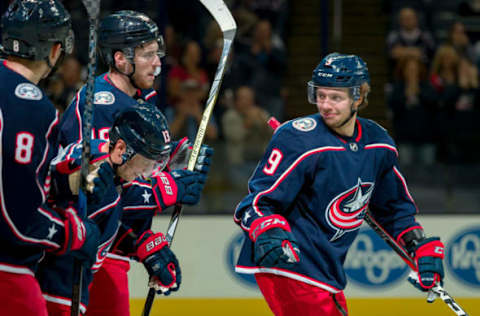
120 153 159 181
307 81 360 104
137 36 166 61
307 81 317 104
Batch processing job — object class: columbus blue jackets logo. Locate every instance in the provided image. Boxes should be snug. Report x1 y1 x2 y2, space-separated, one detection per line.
292 117 317 132
14 83 42 100
326 178 374 241
94 91 115 105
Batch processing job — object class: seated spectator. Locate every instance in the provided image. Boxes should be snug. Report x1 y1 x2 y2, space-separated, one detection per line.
443 22 479 92
222 86 272 187
430 44 480 163
386 7 435 77
447 21 477 64
388 57 439 167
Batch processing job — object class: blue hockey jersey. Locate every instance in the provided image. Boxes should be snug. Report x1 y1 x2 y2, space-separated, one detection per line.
36 140 161 308
234 114 420 292
58 73 157 146
0 61 73 274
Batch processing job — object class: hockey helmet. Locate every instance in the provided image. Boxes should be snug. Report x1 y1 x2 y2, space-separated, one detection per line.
109 101 171 166
307 53 370 104
98 10 165 66
0 0 73 60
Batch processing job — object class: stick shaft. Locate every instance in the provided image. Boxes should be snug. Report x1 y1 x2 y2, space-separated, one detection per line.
72 0 100 313
142 2 236 314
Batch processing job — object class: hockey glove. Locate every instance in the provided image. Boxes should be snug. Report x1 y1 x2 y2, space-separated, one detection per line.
86 161 115 204
152 170 206 208
194 145 213 175
136 230 181 295
408 237 445 291
57 207 101 268
250 215 300 268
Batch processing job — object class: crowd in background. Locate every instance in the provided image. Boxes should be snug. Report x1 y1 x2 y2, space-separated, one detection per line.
1 0 479 213
385 3 480 168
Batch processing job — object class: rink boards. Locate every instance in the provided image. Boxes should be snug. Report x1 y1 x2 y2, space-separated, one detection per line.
128 215 480 315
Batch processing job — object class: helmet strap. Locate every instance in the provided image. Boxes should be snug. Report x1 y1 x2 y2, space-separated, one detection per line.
44 49 65 78
337 100 357 128
112 58 142 91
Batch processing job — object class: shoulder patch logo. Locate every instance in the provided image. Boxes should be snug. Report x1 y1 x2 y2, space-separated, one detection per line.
292 117 317 132
94 91 115 105
15 83 42 100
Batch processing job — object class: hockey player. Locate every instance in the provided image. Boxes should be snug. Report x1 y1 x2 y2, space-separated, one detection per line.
233 53 445 316
0 1 100 316
56 10 213 316
58 10 163 145
38 102 210 315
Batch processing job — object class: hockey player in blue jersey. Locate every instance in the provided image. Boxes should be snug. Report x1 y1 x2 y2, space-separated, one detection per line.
58 10 163 146
56 10 213 316
0 1 100 316
38 102 210 315
233 53 445 316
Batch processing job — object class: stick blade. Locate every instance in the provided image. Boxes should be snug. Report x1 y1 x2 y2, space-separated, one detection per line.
81 0 101 19
199 0 236 33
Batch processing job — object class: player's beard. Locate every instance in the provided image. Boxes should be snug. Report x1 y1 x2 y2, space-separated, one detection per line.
131 69 155 90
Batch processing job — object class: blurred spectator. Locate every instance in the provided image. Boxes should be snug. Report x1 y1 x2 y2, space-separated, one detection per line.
222 86 272 165
164 25 182 69
386 7 436 77
430 44 480 163
388 57 439 166
235 19 287 120
222 86 272 188
233 0 289 40
45 55 83 113
168 40 209 105
154 24 182 111
166 79 218 142
447 21 477 63
203 21 224 82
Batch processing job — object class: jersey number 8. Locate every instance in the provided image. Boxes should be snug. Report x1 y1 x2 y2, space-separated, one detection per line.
15 132 34 164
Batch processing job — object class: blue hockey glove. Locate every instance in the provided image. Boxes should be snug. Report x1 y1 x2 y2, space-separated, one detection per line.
194 145 213 175
56 207 101 268
249 215 300 268
86 161 115 204
136 230 181 295
152 170 206 208
408 237 445 291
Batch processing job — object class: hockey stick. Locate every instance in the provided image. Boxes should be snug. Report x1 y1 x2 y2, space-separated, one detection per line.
266 118 469 316
141 1 236 315
363 212 469 316
71 1 101 315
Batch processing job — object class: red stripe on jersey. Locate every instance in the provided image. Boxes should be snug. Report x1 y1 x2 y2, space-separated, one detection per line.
393 166 418 213
252 146 345 217
364 143 398 156
89 195 121 219
235 265 341 293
